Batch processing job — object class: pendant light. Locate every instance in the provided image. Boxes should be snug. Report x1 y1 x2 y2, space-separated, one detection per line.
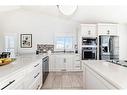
57 5 77 16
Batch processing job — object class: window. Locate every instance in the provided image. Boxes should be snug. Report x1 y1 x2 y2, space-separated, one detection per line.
4 33 17 57
55 37 73 51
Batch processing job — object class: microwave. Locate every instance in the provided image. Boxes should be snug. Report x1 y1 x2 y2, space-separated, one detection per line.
82 37 97 46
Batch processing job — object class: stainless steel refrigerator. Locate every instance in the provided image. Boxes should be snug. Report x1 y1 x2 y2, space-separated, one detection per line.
99 35 119 60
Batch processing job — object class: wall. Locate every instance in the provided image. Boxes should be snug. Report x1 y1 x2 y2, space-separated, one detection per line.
0 9 79 54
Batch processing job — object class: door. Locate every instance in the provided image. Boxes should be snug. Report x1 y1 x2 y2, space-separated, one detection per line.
4 33 18 57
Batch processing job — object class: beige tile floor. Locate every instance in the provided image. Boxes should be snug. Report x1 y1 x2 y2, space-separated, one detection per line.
42 72 83 89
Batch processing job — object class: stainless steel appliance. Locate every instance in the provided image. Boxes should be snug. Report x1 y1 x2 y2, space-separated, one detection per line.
82 47 97 60
99 35 119 60
82 37 97 46
42 56 49 84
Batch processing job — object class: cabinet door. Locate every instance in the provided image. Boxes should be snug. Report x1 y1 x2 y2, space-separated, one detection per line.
83 64 86 89
98 24 118 36
66 55 73 71
107 25 117 35
49 55 56 71
81 24 97 37
55 55 65 71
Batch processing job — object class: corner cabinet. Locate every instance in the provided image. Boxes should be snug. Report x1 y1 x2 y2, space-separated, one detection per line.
97 24 118 36
81 24 97 37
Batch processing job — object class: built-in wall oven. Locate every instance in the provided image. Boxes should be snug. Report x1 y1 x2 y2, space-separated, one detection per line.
82 47 97 60
42 56 49 84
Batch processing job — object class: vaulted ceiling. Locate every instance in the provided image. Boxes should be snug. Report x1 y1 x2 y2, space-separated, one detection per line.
1 6 127 24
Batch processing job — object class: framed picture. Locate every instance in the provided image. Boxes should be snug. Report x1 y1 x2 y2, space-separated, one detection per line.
20 34 32 48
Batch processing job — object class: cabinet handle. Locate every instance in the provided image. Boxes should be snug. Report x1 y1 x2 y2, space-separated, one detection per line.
88 30 91 35
64 58 66 63
34 73 40 79
34 63 39 67
65 58 66 63
1 80 15 90
75 66 80 67
107 30 110 34
75 60 80 61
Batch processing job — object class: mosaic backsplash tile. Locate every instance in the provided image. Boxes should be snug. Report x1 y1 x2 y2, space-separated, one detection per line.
37 44 54 53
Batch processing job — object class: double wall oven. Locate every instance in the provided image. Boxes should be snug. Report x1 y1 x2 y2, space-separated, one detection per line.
82 37 97 60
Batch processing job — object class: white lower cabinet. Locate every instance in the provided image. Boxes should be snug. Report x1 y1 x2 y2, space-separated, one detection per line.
0 70 25 90
25 60 42 90
83 64 117 89
0 59 43 90
49 54 81 71
28 74 42 90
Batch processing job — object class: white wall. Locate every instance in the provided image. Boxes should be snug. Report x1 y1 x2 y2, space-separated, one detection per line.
118 24 127 60
0 9 79 54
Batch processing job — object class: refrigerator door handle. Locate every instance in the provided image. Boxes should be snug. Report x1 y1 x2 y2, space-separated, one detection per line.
109 38 110 53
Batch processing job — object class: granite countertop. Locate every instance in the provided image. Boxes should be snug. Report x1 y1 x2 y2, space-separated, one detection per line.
82 60 127 89
0 54 48 80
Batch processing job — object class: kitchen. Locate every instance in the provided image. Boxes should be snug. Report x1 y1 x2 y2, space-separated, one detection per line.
0 6 127 90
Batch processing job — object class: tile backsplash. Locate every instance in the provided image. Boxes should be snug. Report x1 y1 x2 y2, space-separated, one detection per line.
37 44 54 53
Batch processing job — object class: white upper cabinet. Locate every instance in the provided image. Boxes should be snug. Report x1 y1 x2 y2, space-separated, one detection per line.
97 24 118 36
81 24 97 37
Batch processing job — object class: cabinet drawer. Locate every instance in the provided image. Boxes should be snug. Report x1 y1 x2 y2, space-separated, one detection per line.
28 74 42 90
0 71 24 90
24 63 42 89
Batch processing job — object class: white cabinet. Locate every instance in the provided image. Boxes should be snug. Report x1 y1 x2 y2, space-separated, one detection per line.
0 59 43 90
55 55 66 71
24 60 42 89
73 54 81 71
55 54 73 71
98 24 118 36
83 63 117 89
81 24 97 37
49 54 81 71
66 55 74 71
0 70 25 90
83 64 86 89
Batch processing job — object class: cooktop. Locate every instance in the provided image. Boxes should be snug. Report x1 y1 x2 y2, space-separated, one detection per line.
107 60 127 67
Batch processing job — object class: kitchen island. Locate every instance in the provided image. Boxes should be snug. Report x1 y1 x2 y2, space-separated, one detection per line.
82 60 127 89
0 54 48 90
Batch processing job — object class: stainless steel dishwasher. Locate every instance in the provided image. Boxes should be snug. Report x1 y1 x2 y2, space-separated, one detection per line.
42 56 49 84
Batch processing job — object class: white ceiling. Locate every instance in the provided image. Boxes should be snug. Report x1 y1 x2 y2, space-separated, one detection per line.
1 6 127 24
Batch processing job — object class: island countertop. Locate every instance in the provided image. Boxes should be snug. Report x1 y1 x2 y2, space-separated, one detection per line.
0 54 48 80
82 60 127 89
